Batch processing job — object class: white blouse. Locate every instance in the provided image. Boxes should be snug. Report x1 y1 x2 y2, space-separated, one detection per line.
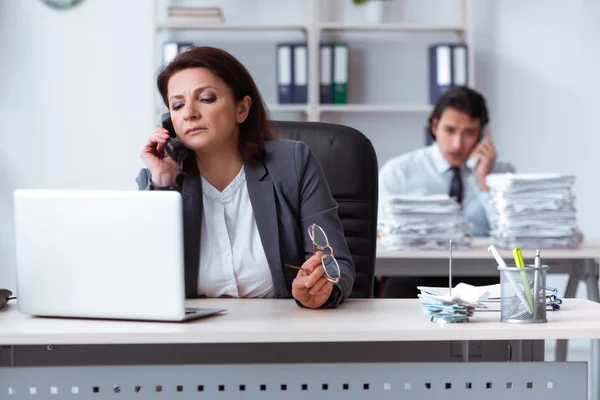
197 167 275 298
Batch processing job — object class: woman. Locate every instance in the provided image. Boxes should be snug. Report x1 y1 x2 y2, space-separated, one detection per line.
136 46 355 309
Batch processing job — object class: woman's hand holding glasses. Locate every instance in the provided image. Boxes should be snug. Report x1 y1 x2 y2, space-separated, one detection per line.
290 251 334 309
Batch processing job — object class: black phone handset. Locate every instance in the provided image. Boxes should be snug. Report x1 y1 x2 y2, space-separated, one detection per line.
161 112 188 170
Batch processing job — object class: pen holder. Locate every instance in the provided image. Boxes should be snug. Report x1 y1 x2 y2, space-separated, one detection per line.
497 264 549 324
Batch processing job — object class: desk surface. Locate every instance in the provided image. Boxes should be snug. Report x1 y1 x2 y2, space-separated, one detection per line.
377 237 600 259
1 299 600 345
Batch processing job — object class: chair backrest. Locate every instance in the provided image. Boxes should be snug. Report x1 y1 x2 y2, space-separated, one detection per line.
273 120 379 298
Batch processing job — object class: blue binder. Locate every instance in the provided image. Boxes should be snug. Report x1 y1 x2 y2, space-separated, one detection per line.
292 43 308 104
428 43 469 104
276 43 294 104
320 43 334 104
428 43 453 104
162 41 193 65
451 43 468 87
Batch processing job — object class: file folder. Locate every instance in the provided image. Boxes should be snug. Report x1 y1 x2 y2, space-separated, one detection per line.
292 44 308 104
452 44 468 86
162 41 193 65
428 43 452 104
320 43 334 104
276 43 293 104
333 43 348 104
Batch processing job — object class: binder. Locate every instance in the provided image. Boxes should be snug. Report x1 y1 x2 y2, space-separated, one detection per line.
452 43 468 87
162 41 193 65
292 43 308 104
163 42 179 65
276 43 293 104
428 43 452 104
320 43 334 104
428 43 469 104
333 43 348 104
178 42 194 54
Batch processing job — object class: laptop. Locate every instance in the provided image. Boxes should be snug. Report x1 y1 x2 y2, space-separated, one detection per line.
13 189 225 322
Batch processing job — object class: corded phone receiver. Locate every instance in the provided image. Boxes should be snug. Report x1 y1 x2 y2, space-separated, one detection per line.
0 289 13 310
161 112 188 167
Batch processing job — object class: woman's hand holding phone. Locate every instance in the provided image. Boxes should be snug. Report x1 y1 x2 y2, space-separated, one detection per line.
140 127 181 187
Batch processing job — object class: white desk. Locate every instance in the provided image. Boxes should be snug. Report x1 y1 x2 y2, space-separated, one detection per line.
1 299 600 399
1 298 600 345
377 238 600 261
376 240 600 301
377 238 600 363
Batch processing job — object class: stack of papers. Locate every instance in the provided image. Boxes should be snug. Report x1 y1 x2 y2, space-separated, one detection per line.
420 284 563 312
418 283 488 324
486 173 583 249
378 195 471 250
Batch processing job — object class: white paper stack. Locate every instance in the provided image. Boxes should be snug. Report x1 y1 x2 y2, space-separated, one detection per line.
419 283 562 312
486 173 583 249
417 283 488 324
378 195 471 250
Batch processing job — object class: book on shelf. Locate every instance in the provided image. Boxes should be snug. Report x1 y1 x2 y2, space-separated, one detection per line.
168 6 224 24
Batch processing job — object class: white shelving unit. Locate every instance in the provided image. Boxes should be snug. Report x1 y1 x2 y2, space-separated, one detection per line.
319 104 432 113
153 0 475 127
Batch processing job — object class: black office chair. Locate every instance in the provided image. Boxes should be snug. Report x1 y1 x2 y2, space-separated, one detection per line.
274 121 379 298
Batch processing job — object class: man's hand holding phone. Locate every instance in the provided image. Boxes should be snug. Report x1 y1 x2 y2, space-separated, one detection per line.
470 130 497 192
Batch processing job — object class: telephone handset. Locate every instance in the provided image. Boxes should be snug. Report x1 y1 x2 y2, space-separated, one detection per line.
161 112 188 167
466 130 486 169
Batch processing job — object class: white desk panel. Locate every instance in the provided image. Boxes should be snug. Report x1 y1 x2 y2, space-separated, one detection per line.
1 299 600 345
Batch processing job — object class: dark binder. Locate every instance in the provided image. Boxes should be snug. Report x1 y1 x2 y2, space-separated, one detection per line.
428 43 452 104
276 43 293 104
320 43 334 104
292 43 308 104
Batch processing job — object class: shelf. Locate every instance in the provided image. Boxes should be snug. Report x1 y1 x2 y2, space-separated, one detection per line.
268 104 309 113
319 22 465 33
318 104 432 113
156 23 307 32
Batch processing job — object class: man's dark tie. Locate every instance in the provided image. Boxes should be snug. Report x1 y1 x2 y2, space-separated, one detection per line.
449 166 463 205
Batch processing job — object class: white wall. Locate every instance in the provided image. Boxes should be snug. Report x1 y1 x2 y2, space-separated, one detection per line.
474 0 600 304
0 0 155 289
476 0 600 241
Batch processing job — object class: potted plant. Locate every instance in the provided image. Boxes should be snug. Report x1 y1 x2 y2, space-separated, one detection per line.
353 0 394 24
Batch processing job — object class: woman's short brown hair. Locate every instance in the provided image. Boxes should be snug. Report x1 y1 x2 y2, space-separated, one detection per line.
157 46 273 162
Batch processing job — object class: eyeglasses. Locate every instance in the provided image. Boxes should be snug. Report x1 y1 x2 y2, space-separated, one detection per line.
285 223 341 283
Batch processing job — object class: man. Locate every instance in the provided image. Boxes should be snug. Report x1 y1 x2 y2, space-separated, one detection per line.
379 86 515 298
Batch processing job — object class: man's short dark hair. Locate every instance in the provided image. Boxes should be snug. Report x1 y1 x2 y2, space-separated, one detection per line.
427 86 489 141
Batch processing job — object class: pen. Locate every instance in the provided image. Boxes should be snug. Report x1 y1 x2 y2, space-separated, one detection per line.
449 240 453 298
488 245 533 314
534 249 541 311
513 248 534 312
